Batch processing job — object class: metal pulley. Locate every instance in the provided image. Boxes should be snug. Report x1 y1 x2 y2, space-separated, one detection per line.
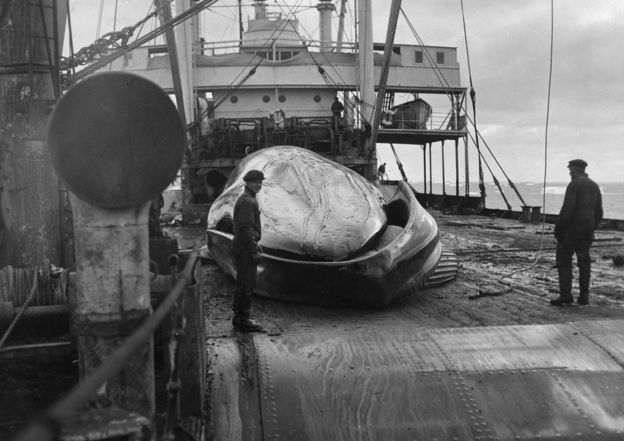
47 72 186 208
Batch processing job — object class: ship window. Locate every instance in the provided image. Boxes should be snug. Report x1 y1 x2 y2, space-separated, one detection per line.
262 95 271 103
280 51 292 60
267 52 274 60
313 94 321 103
436 51 445 64
278 94 286 103
414 50 423 64
229 96 238 103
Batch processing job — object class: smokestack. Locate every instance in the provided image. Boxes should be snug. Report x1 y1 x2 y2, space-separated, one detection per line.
317 0 335 51
254 0 267 19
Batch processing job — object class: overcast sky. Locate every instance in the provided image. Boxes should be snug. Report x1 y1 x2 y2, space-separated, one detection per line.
67 0 624 183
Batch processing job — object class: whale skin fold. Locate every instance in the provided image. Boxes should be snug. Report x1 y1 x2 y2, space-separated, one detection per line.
207 146 388 261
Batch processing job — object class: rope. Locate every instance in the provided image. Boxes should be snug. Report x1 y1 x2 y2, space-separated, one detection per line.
135 2 155 39
399 7 455 104
459 0 485 200
65 0 75 80
459 104 527 207
459 0 474 91
466 129 512 211
95 0 105 40
0 272 38 351
61 0 174 72
108 0 119 72
499 0 554 283
389 143 408 182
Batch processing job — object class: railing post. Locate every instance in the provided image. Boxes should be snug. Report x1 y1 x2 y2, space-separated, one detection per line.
428 142 433 196
441 140 446 195
455 139 460 197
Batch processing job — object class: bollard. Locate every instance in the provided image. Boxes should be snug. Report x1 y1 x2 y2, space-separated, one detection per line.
521 206 531 223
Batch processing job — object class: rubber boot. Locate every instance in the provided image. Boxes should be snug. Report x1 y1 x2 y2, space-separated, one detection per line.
578 265 591 305
551 266 574 306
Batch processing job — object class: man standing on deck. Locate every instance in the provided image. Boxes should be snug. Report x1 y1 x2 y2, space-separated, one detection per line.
550 159 603 306
331 96 344 134
232 170 266 332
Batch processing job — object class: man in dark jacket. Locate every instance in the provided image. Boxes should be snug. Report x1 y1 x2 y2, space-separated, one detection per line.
550 159 603 306
231 169 266 332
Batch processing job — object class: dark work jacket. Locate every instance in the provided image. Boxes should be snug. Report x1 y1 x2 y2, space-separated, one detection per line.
232 188 261 255
555 174 603 242
331 100 344 116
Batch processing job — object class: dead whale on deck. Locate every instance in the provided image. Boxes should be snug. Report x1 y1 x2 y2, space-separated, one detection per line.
206 146 447 307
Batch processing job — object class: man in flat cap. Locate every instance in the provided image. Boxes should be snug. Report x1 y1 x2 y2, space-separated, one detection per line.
231 169 266 332
551 159 603 306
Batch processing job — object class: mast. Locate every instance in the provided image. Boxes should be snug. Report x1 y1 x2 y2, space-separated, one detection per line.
357 0 374 123
155 0 187 125
336 0 347 52
175 0 198 123
370 0 402 147
238 0 244 45
317 0 335 52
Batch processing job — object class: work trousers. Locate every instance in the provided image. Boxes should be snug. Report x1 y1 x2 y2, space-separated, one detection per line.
555 238 592 300
233 250 257 317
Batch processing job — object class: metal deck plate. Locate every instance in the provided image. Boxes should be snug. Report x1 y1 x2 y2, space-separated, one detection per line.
249 320 624 441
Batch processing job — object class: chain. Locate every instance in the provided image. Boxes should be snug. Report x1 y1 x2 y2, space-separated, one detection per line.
60 2 172 79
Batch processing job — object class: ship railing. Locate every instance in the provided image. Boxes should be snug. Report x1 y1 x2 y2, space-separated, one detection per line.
381 111 466 131
200 38 357 56
11 245 202 441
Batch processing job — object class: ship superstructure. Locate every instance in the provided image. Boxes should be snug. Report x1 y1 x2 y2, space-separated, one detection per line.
102 0 472 222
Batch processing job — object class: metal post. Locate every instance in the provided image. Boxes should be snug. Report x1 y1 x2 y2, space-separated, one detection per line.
422 145 427 195
464 135 470 196
441 141 446 195
455 139 459 196
156 0 187 125
428 142 433 195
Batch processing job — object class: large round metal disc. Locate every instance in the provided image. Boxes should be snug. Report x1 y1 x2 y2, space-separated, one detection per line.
47 72 186 208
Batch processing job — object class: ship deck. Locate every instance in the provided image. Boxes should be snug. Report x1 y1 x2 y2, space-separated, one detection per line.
180 210 624 441
3 211 624 440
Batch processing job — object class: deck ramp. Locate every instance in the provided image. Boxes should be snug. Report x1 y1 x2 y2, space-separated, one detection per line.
208 320 624 440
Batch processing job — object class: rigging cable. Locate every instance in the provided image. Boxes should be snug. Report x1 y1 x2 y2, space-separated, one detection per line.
195 0 307 121
95 0 105 40
460 107 528 207
460 0 486 200
389 143 409 182
465 129 512 211
65 0 76 81
402 6 519 206
135 2 155 39
499 0 554 283
108 0 119 72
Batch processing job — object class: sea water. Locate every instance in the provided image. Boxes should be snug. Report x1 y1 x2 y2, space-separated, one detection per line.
412 181 624 220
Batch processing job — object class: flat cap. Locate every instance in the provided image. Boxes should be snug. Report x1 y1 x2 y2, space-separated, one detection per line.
243 169 265 182
567 159 588 168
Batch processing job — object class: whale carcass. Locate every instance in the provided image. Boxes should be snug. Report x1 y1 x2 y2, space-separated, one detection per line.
206 146 444 307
